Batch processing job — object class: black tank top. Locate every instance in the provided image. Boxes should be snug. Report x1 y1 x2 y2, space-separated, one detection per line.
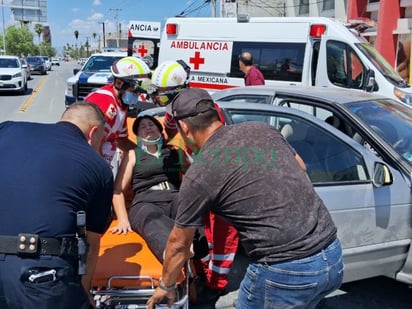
132 146 182 204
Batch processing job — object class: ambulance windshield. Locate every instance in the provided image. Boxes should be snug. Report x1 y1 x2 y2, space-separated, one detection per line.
356 43 407 87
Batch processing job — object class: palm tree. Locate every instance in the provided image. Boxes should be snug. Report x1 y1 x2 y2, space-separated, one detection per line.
92 32 97 52
34 23 43 44
74 30 79 59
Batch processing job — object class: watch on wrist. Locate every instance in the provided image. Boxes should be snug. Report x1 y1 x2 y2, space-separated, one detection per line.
158 278 177 291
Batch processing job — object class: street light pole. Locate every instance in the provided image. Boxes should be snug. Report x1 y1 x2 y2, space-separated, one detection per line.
1 0 6 55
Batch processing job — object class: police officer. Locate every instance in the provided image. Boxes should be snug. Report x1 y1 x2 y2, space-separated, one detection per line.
0 103 114 309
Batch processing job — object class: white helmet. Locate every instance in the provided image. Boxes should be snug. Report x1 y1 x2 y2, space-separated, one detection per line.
111 56 151 91
147 60 190 106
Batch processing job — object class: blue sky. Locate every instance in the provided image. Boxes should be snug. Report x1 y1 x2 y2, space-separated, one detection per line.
2 0 219 52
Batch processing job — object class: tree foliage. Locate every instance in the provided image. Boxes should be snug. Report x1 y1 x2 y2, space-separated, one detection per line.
2 24 56 57
5 25 36 56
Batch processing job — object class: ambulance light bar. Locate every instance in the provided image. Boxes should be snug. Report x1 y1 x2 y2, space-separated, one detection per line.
166 23 177 35
310 24 326 38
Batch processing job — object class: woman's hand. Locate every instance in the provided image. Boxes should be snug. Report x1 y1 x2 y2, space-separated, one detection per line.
109 219 132 235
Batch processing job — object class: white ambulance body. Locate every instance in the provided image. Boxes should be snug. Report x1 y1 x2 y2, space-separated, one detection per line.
159 16 412 104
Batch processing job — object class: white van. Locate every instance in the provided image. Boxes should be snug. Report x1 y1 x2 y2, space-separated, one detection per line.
159 16 412 104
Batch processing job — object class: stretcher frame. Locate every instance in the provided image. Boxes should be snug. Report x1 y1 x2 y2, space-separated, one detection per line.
91 219 189 309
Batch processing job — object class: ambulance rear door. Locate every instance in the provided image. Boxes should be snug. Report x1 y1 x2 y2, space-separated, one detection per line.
127 21 161 70
160 17 235 92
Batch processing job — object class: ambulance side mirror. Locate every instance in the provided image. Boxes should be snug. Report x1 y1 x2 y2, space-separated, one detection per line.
363 69 376 92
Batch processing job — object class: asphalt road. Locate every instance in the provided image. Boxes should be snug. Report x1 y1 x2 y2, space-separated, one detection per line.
1 61 412 309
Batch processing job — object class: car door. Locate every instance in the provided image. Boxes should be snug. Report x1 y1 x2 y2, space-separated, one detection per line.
220 104 412 284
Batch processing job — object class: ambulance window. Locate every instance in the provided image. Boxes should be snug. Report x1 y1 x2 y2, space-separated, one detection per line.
230 42 305 82
128 39 159 69
327 40 365 90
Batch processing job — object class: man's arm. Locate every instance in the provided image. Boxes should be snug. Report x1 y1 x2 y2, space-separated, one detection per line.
295 153 307 172
146 226 196 309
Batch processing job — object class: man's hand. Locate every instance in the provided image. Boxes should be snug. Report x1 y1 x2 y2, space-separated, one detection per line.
146 287 176 309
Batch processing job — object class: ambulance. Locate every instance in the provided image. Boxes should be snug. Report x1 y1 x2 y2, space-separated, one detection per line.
159 16 412 104
127 20 161 70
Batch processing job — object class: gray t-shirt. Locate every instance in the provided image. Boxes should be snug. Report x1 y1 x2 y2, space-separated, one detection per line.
175 122 337 263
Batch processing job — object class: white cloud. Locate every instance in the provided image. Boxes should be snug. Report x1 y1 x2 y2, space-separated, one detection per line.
93 0 102 6
88 13 104 21
72 8 80 13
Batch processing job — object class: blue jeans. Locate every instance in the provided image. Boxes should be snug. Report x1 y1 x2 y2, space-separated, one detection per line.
236 238 344 309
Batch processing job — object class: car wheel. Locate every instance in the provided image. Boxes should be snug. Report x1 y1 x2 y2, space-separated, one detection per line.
19 81 27 95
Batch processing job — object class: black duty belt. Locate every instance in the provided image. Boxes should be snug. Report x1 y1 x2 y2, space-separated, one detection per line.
0 234 78 258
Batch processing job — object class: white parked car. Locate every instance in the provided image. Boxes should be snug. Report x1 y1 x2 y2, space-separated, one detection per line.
51 57 60 66
0 55 27 94
41 56 51 71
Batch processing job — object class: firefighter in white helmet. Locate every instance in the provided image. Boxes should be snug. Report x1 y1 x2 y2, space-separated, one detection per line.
85 56 152 165
146 60 191 136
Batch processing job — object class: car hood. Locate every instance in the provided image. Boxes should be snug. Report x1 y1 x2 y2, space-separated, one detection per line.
0 68 22 74
78 71 113 84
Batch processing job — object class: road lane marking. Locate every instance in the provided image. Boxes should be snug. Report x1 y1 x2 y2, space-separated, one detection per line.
19 76 48 112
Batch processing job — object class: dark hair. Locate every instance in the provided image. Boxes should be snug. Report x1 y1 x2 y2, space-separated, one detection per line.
239 52 253 66
132 115 163 136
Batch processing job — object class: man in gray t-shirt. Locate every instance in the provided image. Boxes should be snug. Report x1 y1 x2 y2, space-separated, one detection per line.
147 88 343 309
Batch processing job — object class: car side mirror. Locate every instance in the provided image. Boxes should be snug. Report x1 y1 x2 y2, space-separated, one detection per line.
22 64 27 69
373 162 393 187
73 68 80 75
363 69 375 92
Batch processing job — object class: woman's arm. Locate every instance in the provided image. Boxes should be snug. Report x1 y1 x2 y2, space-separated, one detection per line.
109 149 135 234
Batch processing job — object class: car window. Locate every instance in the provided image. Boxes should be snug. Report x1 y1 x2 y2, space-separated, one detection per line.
83 56 123 71
216 94 272 104
229 42 305 82
224 109 368 184
0 59 19 68
326 40 366 90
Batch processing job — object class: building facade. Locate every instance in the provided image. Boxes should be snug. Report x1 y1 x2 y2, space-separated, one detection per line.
9 0 50 44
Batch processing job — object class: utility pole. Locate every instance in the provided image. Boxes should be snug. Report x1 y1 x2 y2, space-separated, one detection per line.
211 0 216 17
110 8 122 48
99 22 106 49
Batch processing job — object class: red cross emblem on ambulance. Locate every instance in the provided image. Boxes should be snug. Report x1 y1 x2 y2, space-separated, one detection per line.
189 51 205 70
137 44 148 57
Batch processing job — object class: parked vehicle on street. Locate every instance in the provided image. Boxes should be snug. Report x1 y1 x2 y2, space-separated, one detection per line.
159 16 412 104
20 58 31 80
26 56 47 75
141 88 412 285
0 55 27 94
51 57 60 66
41 56 51 71
64 52 125 107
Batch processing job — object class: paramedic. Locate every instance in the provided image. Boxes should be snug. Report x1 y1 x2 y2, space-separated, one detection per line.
147 59 191 137
239 52 265 86
84 56 152 165
148 60 241 306
0 103 114 309
109 115 191 262
146 88 343 309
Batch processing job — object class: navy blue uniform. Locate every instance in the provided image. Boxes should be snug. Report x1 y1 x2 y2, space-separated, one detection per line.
0 121 113 309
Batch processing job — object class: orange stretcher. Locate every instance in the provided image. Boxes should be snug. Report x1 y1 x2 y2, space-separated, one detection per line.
91 220 189 308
